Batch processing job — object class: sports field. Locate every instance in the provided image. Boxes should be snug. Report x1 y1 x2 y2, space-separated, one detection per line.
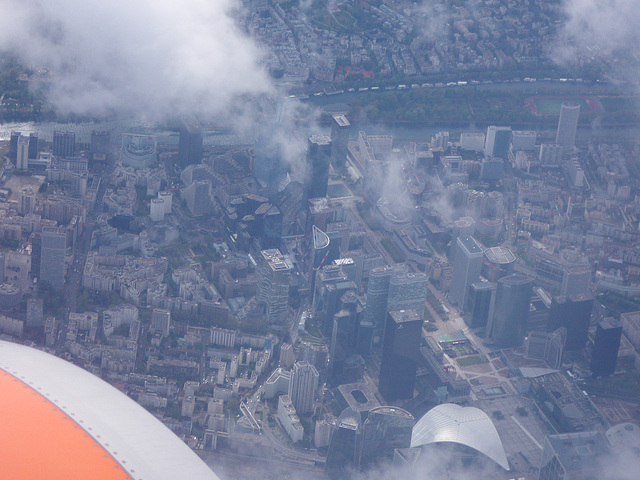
525 96 601 115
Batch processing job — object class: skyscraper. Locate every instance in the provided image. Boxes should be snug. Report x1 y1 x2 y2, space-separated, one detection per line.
451 236 483 308
304 135 331 201
325 407 362 480
178 117 203 166
490 274 534 347
387 272 428 318
379 309 422 401
16 135 29 170
466 280 494 328
590 318 622 377
256 249 292 326
330 114 351 167
53 131 76 158
555 102 580 153
538 432 609 480
484 126 511 158
288 361 319 415
364 264 409 338
547 293 593 351
561 265 590 297
40 227 67 289
360 406 414 471
253 131 288 190
481 246 516 283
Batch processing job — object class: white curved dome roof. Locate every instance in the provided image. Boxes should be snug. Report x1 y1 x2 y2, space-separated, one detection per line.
411 403 509 470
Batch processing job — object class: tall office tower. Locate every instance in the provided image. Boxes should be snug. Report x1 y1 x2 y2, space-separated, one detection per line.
310 225 339 295
288 360 319 415
183 180 212 216
590 317 622 377
313 265 353 336
483 126 511 158
330 292 361 380
450 236 483 308
466 280 494 328
561 265 590 297
555 102 580 153
178 117 203 166
359 406 414 472
253 131 288 190
256 249 292 326
150 308 171 337
28 133 38 160
298 341 329 375
547 293 594 351
364 264 409 338
379 309 422 401
26 298 44 328
387 272 428 318
330 114 351 167
490 274 534 347
52 131 75 157
304 135 331 201
31 233 41 279
89 130 111 161
16 135 29 170
40 227 67 289
510 130 536 151
526 327 566 369
538 431 609 480
481 246 516 283
325 407 362 480
538 143 564 167
9 131 20 160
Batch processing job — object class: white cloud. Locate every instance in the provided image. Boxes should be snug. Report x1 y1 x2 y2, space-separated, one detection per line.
0 0 273 119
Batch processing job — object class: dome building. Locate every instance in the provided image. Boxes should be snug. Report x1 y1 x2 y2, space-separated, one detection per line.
411 403 510 471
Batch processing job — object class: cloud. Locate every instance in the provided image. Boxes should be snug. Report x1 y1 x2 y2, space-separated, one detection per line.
0 0 273 119
551 0 640 79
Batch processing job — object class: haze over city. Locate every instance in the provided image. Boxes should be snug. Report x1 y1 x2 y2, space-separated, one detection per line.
0 0 639 479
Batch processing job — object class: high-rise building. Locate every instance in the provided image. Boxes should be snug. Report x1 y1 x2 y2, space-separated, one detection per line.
256 249 292 326
330 114 351 167
490 274 534 347
26 298 44 328
364 264 409 338
90 130 111 157
288 361 319 415
325 407 362 480
539 143 564 167
379 310 422 401
547 293 593 351
304 135 331 201
590 318 622 377
466 280 494 328
329 291 366 381
183 180 212 216
31 233 41 279
178 117 203 166
481 246 516 283
387 272 428 318
561 265 590 297
253 132 288 190
538 431 609 480
150 308 171 337
510 130 536 151
53 131 76 158
40 227 67 289
16 135 29 170
360 406 414 471
555 102 580 153
314 265 354 336
450 236 483 308
484 126 511 158
526 327 566 369
121 133 157 169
